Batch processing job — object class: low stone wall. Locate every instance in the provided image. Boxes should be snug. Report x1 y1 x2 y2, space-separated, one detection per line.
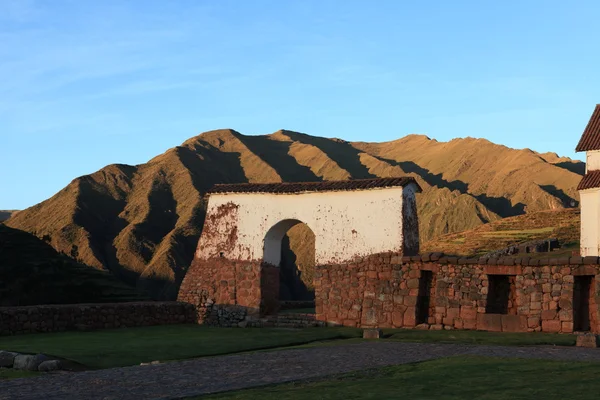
0 302 196 336
316 253 600 333
315 252 411 328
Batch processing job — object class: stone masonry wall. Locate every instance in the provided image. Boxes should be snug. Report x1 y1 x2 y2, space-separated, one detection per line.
178 257 279 326
0 302 196 336
315 252 409 328
316 252 600 334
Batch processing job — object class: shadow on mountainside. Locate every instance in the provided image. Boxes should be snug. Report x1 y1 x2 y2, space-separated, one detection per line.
178 143 250 190
0 225 147 306
234 133 322 182
553 161 585 176
73 166 142 291
0 211 15 223
396 159 469 193
159 144 254 299
280 234 315 302
76 143 255 301
372 155 526 218
280 130 376 179
539 185 579 208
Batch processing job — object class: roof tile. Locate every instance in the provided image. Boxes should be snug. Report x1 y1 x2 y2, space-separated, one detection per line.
576 104 600 151
577 170 600 190
207 177 421 195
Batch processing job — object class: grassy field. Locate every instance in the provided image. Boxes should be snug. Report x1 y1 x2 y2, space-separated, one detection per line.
199 356 600 400
0 324 575 372
0 325 361 369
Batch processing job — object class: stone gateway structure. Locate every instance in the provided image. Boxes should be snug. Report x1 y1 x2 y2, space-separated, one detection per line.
178 177 422 324
177 104 600 334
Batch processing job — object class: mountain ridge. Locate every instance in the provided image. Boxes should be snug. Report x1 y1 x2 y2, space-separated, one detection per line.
5 129 584 299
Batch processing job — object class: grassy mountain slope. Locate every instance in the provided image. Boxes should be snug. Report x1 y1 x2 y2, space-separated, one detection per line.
5 129 584 299
0 224 147 306
421 208 580 257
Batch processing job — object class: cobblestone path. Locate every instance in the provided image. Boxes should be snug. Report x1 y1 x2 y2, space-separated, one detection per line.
2 342 600 400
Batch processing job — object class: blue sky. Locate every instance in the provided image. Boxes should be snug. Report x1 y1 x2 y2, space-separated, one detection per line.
1 0 599 209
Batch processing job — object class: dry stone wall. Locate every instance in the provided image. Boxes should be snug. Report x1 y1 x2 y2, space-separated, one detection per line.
0 302 196 336
316 253 600 334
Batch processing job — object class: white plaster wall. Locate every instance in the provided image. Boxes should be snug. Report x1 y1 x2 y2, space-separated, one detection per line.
197 184 419 265
586 150 600 173
580 189 600 256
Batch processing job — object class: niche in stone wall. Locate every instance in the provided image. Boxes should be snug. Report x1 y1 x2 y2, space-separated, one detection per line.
485 275 517 315
416 270 434 325
573 276 595 332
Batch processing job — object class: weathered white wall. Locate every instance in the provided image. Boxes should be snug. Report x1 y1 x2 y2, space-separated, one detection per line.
580 189 600 256
587 150 600 173
196 184 419 265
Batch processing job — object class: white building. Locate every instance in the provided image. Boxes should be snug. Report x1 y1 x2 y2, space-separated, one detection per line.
196 177 422 266
576 104 600 256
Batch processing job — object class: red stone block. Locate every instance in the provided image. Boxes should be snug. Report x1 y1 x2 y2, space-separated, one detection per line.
527 317 540 328
378 271 392 279
463 318 477 330
392 311 404 327
367 271 378 279
561 321 574 333
541 310 557 320
576 334 598 347
460 307 477 320
403 307 416 327
404 296 418 306
446 308 460 320
477 314 502 332
541 319 562 333
407 279 420 289
572 266 598 276
501 315 527 332
484 265 522 275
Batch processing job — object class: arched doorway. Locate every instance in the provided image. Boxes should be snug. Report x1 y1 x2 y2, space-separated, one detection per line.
262 219 315 315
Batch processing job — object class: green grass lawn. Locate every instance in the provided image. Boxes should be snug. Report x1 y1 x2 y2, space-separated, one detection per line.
0 325 575 372
0 325 361 369
199 356 600 400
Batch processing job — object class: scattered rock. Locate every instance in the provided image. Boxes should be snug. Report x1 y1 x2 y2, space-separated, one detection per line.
576 333 598 348
13 354 50 371
363 328 383 339
38 360 63 372
140 361 161 366
0 351 19 368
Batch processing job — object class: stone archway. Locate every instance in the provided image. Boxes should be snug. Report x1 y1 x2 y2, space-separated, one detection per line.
260 219 316 315
177 177 422 326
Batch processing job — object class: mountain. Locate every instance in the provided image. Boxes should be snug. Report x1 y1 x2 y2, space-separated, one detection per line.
0 210 18 222
0 224 148 306
5 129 584 299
